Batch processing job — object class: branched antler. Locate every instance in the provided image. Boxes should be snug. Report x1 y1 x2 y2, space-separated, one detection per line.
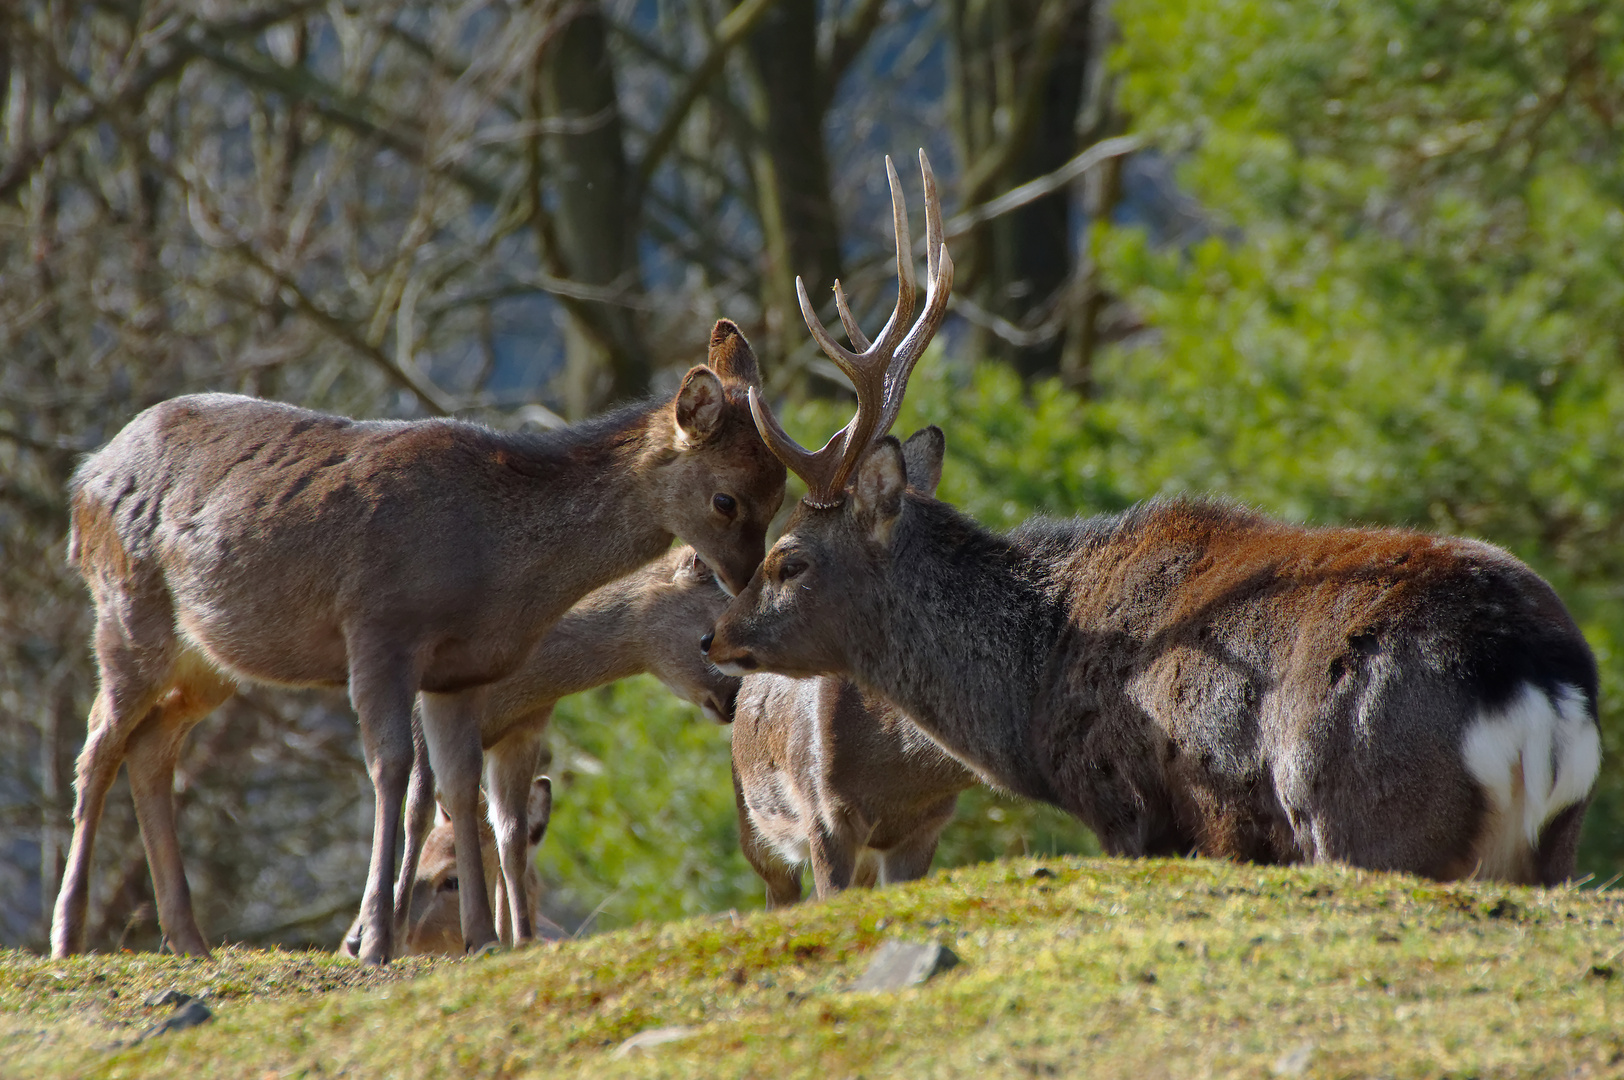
749 150 954 508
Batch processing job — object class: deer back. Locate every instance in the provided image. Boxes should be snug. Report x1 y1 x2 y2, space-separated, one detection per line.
70 325 781 696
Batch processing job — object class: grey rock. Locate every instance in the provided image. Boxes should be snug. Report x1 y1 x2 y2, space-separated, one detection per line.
135 999 213 1043
849 940 960 992
610 1025 697 1059
144 988 192 1008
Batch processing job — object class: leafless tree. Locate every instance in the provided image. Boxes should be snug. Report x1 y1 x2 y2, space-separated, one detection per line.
0 0 1124 951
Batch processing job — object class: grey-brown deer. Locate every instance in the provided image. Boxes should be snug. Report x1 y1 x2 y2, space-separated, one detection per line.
396 778 569 956
731 429 975 907
704 149 1600 885
55 322 783 964
351 544 739 953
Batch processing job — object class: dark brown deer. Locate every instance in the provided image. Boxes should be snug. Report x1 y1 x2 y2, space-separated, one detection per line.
704 152 1600 885
731 429 975 906
362 544 739 953
55 322 783 964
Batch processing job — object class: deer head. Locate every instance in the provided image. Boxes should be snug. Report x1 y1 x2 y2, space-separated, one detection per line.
643 549 742 723
657 321 788 596
704 149 952 677
704 428 945 678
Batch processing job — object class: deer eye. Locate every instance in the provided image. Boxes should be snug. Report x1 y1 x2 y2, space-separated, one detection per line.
440 876 459 893
778 559 808 583
712 493 737 517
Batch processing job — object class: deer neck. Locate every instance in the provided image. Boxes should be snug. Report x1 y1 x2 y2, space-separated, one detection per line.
486 586 651 728
496 400 677 608
845 502 1067 803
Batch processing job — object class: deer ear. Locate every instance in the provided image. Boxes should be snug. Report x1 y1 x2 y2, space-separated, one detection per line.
434 800 452 829
676 547 715 585
852 436 907 547
901 425 945 499
674 366 725 446
707 320 761 389
527 776 553 846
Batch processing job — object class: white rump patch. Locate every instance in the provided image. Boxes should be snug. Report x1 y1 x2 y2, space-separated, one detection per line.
1461 682 1600 878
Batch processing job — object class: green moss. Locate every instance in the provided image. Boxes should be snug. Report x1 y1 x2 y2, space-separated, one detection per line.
7 858 1622 1078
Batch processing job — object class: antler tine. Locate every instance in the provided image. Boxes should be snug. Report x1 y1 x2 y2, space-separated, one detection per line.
921 148 944 289
747 387 855 508
873 151 955 441
869 156 917 358
796 276 865 372
832 280 871 352
757 149 953 506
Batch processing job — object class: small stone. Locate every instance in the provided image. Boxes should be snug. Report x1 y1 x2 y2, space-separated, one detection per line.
135 999 212 1043
144 988 192 1008
849 941 960 992
1030 867 1056 880
611 1026 697 1059
1272 1042 1314 1077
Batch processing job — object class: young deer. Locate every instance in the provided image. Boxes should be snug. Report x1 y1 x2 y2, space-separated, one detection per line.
731 429 975 906
395 778 568 956
56 322 783 964
705 151 1600 885
367 544 738 952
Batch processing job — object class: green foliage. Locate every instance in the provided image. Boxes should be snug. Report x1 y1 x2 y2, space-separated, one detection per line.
540 0 1624 926
1106 0 1624 871
540 676 755 931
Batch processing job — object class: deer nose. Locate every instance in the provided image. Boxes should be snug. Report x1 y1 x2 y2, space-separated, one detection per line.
699 631 714 655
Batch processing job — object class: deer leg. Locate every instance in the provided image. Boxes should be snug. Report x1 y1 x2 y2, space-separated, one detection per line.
485 725 545 945
732 763 802 908
389 703 435 944
348 648 419 966
807 819 858 900
122 667 235 958
877 835 942 888
52 602 174 957
419 687 498 954
877 795 956 887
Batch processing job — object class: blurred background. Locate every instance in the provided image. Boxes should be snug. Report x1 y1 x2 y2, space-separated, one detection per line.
2 0 1621 951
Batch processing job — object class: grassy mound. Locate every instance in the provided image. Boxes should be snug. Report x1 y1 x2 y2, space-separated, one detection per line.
5 857 1622 1078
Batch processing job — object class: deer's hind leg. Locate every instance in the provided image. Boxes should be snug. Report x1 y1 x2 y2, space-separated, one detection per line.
419 687 498 955
484 722 546 945
733 765 802 908
122 654 237 958
52 586 180 957
387 705 436 946
877 795 959 887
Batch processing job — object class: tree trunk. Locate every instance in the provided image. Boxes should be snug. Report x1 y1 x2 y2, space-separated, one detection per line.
537 3 648 415
950 0 1096 380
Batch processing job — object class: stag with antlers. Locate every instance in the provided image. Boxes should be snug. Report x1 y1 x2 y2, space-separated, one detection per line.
705 149 1598 885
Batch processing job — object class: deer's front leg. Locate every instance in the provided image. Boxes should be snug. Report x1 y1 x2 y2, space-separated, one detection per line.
485 724 545 945
419 688 498 954
349 647 419 965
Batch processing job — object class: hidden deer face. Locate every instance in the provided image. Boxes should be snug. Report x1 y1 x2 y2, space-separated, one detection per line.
645 549 742 722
